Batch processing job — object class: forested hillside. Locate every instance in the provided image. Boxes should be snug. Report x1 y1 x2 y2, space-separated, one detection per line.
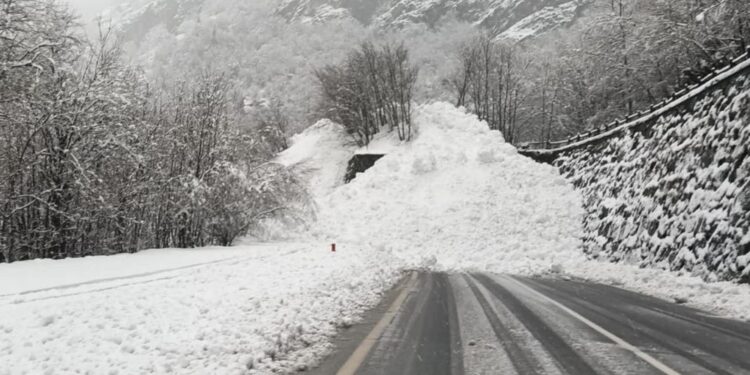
112 0 750 143
276 0 586 39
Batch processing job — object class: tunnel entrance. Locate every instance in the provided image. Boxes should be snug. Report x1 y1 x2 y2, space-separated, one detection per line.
345 154 385 183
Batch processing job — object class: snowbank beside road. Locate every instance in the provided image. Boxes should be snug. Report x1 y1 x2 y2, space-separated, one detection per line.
571 260 750 321
0 243 402 374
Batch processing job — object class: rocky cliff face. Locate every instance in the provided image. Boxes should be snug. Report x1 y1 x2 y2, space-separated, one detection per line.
104 0 203 42
555 70 750 282
275 0 387 24
109 0 585 44
276 0 587 41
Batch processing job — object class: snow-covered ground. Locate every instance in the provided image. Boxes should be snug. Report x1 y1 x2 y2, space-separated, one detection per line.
3 102 750 374
0 247 253 296
0 243 401 374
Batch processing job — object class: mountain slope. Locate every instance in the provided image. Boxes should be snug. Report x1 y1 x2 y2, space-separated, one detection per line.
275 0 387 24
108 0 587 45
103 0 204 41
276 0 589 41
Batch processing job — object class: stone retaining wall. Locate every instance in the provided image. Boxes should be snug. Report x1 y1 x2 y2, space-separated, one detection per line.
554 74 750 282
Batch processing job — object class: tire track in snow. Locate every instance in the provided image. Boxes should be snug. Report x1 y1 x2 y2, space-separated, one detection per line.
443 274 465 375
1 248 303 305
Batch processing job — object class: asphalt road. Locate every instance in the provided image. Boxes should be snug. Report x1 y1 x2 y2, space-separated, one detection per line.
309 273 750 375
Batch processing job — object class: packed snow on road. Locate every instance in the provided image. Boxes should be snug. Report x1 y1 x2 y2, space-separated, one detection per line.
2 103 750 374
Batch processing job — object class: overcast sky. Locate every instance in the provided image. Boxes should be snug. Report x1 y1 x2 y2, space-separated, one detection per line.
64 0 118 23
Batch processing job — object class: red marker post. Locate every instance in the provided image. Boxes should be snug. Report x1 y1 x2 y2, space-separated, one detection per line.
331 243 336 252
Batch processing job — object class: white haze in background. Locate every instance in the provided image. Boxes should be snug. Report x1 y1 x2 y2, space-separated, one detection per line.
64 0 116 21
64 0 130 35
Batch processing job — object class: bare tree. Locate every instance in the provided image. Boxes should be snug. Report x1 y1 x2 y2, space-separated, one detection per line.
316 42 418 146
452 34 525 144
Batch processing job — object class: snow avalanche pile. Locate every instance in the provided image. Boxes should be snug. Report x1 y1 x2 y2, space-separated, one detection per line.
287 102 750 320
309 102 587 275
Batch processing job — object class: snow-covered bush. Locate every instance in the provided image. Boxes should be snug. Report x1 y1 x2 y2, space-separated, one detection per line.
201 163 306 246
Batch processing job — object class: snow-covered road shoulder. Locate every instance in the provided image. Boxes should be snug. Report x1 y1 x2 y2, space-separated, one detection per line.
0 247 256 296
0 243 402 374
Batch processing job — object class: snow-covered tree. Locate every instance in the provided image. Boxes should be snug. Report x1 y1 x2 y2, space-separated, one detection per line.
0 1 306 262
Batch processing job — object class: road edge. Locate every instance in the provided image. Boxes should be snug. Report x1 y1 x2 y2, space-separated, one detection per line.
305 271 418 375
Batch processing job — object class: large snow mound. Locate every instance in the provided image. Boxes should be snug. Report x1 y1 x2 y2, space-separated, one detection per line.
312 102 587 274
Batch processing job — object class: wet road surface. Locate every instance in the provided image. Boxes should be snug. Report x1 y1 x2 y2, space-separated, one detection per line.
310 272 750 375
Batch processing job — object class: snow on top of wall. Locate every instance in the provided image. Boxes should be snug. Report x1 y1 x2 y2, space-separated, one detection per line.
354 129 405 155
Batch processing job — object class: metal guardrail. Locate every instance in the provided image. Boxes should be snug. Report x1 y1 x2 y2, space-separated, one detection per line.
520 46 750 154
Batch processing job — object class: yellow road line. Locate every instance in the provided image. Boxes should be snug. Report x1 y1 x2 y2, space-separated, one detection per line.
336 272 419 375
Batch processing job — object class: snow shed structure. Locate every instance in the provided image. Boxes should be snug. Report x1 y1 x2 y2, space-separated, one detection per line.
344 154 384 183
